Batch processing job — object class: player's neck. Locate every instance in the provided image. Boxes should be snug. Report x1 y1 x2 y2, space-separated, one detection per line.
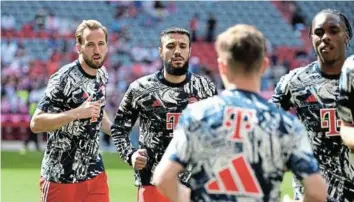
223 75 260 93
163 71 187 84
79 57 98 76
318 58 344 75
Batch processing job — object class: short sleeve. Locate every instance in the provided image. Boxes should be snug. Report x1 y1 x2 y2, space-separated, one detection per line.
37 73 67 112
282 118 320 180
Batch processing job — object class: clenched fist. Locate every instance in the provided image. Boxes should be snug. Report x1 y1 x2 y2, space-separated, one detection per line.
131 149 148 170
75 95 101 120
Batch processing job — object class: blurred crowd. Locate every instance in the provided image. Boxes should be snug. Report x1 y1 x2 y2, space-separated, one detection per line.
1 1 315 122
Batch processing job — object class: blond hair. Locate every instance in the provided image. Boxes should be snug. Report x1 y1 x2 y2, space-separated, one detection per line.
215 24 265 73
75 20 108 45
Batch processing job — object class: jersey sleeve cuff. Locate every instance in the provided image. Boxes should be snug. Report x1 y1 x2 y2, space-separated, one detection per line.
168 153 187 167
127 149 137 166
288 153 320 181
36 102 49 112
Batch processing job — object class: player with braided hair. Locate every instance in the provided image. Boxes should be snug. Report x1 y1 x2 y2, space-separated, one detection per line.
308 9 353 48
272 9 354 201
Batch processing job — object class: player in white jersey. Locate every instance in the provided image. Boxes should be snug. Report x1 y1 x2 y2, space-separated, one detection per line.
152 24 327 202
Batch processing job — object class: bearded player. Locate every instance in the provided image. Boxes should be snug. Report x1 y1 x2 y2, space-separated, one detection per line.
111 27 217 202
31 20 112 202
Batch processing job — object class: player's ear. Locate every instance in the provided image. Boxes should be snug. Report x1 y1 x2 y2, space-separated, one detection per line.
344 32 349 45
217 57 228 75
260 56 269 75
188 39 192 57
159 46 163 58
76 43 82 54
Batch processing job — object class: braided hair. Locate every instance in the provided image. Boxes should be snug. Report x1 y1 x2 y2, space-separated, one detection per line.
309 9 353 47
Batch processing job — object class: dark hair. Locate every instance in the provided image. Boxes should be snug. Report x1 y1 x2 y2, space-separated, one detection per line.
160 27 191 47
215 24 266 73
309 9 353 43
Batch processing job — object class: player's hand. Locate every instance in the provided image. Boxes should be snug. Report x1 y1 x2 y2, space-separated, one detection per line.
75 95 101 119
180 185 191 202
131 149 148 170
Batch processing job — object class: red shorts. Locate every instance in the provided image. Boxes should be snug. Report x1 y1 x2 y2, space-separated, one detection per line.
137 185 171 202
40 172 109 202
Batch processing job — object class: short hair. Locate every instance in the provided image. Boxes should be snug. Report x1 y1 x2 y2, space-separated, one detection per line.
309 9 353 42
75 20 108 45
215 24 266 73
159 27 191 47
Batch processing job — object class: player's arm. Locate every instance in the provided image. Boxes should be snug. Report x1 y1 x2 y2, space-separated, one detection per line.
153 160 190 202
209 78 218 96
31 108 76 133
100 110 112 135
111 84 141 167
153 112 193 202
30 73 100 133
31 96 100 133
270 70 296 110
205 77 218 96
340 122 354 150
337 56 354 150
283 119 327 202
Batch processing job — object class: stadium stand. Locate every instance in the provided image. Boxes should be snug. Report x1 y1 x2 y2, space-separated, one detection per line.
2 1 353 142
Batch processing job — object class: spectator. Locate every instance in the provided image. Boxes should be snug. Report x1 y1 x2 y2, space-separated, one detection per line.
21 81 43 154
34 8 47 31
291 10 305 32
189 56 201 74
131 45 149 62
46 11 60 33
189 13 199 42
1 40 18 66
58 18 74 37
1 12 16 32
205 13 217 42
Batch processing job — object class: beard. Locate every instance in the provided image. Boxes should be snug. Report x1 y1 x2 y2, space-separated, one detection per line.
82 53 106 69
164 60 189 76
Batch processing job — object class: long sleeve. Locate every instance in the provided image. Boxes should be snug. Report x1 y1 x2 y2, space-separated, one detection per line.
111 84 139 166
37 72 67 112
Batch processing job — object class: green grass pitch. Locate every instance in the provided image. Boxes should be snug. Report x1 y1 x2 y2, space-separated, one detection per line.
1 151 293 202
